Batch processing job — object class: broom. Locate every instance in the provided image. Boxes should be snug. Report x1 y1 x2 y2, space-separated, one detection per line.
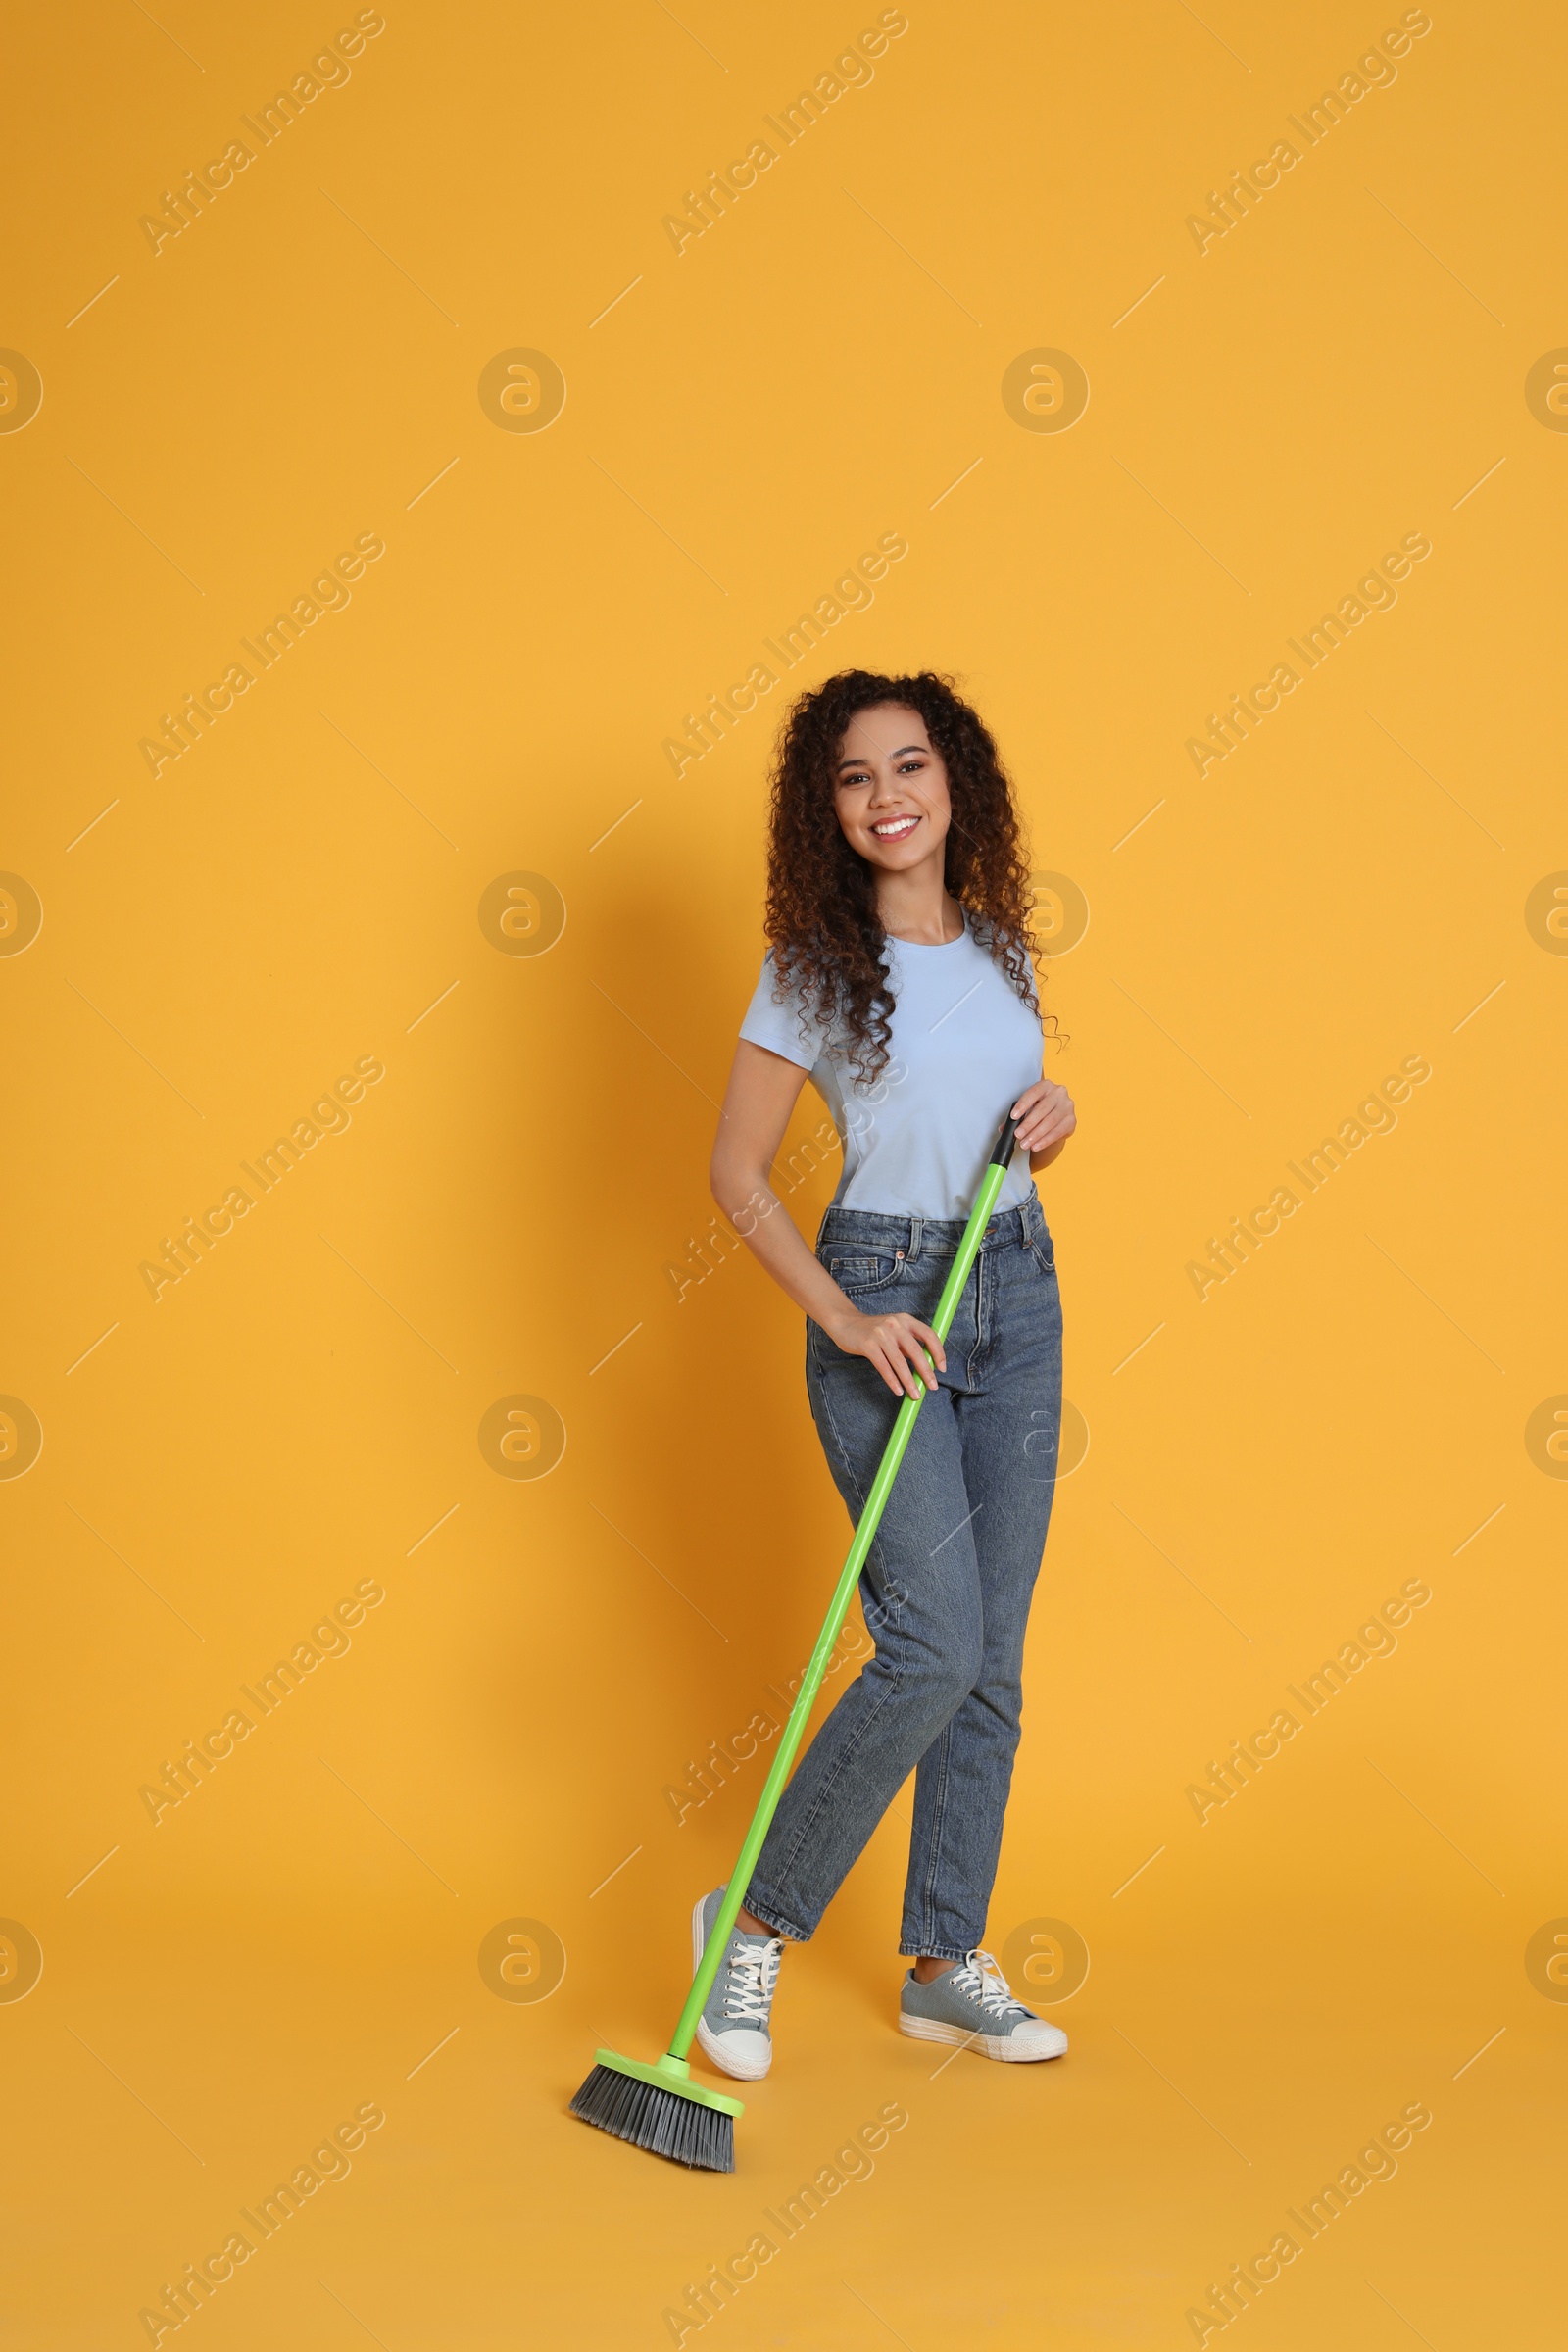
570 1109 1020 2169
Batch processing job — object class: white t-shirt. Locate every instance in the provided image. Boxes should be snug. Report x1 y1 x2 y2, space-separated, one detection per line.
739 913 1043 1218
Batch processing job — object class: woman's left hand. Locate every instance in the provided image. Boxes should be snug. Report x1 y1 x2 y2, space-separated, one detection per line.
1011 1078 1076 1165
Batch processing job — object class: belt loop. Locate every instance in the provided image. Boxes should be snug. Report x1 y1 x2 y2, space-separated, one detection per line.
908 1216 923 1263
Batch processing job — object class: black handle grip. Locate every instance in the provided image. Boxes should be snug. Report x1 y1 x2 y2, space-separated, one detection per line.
988 1112 1018 1167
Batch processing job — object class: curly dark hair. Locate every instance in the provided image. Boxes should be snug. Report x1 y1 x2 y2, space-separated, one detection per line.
762 668 1052 1085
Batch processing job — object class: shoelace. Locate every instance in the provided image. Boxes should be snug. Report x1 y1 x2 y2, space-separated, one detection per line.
723 1936 783 2023
950 1947 1030 2020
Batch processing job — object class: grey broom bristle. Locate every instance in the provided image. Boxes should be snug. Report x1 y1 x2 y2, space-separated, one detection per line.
569 2065 735 2172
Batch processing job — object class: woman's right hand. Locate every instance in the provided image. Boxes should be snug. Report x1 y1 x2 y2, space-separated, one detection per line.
825 1305 947 1400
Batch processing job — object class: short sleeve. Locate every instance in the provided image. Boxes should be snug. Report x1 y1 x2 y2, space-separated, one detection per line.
738 952 820 1071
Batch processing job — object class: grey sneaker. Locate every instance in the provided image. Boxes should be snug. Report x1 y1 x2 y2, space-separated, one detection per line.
899 1948 1068 2062
691 1887 784 2082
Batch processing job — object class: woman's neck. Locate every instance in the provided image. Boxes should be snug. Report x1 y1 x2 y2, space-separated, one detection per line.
876 858 963 946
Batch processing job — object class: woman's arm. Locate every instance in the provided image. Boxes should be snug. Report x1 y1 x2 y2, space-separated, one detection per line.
710 1040 948 1401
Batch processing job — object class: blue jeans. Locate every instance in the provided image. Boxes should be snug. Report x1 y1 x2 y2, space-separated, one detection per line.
745 1192 1063 1961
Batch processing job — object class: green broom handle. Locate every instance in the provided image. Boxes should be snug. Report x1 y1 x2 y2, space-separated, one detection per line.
669 1109 1019 2061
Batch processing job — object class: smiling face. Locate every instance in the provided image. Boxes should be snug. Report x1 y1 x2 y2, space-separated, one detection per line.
832 703 952 872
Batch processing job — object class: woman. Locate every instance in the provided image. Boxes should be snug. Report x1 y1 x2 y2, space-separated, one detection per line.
697 669 1077 2078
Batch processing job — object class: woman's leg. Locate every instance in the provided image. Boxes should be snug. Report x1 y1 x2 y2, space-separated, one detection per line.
743 1276 989 1945
900 1213 1063 1959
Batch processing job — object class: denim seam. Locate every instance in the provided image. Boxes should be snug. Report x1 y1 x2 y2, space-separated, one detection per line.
908 1716 956 1953
737 1892 810 1943
826 1256 903 1297
965 1247 988 1386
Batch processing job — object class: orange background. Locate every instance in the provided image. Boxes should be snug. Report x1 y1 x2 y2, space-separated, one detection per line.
4 1 1565 2343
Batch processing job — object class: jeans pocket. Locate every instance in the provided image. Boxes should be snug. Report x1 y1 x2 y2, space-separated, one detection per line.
824 1250 903 1297
1029 1236 1056 1277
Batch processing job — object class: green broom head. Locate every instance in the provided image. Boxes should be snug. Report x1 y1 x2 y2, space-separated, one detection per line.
570 2048 743 2172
